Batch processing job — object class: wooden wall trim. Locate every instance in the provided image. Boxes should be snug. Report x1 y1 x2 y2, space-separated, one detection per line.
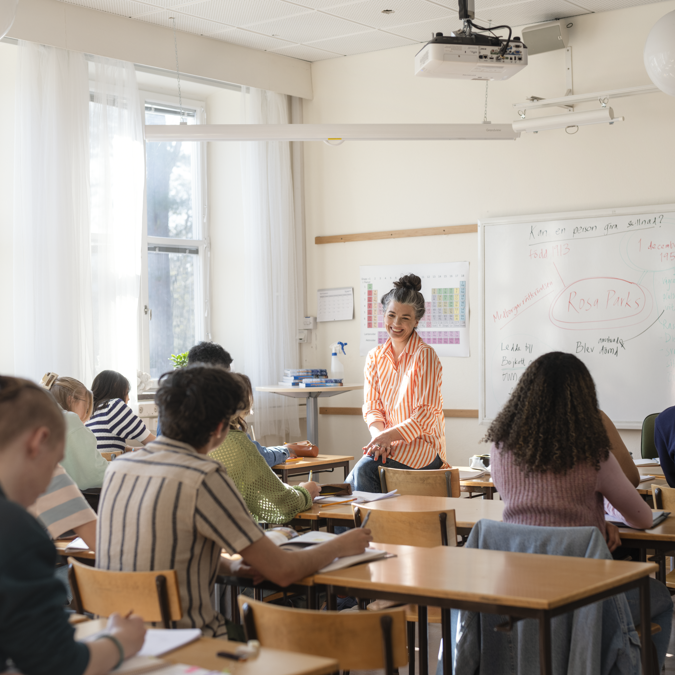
315 224 478 245
319 407 479 418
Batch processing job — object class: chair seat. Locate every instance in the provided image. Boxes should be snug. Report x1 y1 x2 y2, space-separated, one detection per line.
635 622 662 638
367 600 442 624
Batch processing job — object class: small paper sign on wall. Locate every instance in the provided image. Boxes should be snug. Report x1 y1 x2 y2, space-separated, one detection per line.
317 287 354 322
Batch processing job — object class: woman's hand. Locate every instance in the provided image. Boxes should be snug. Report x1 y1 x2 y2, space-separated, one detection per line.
106 612 146 660
363 428 404 463
299 481 322 500
605 522 622 552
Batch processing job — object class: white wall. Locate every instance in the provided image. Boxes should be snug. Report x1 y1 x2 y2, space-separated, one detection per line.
0 43 16 375
301 2 675 466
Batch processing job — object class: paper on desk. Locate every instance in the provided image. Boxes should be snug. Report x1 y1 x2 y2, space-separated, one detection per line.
319 547 389 573
314 490 398 504
459 470 487 480
64 537 89 551
639 475 656 483
605 509 671 529
137 629 201 657
634 458 660 466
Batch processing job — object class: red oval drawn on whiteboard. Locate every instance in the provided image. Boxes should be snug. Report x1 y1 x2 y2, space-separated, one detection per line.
549 277 652 330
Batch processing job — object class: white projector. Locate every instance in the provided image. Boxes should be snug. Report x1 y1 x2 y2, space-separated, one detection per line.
415 33 528 81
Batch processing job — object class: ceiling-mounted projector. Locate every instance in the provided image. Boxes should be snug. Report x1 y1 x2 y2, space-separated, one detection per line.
415 0 528 81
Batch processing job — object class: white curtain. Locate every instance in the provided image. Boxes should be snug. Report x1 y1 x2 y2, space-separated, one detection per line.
14 42 144 396
241 88 306 440
89 55 144 400
13 41 94 384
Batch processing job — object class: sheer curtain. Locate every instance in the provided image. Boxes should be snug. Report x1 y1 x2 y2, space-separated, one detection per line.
241 88 306 440
14 41 144 396
89 56 144 400
13 41 94 384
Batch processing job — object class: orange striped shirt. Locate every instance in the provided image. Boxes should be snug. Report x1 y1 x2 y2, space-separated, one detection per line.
362 330 446 469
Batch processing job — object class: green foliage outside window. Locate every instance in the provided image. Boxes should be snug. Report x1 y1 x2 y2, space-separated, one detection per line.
169 352 189 369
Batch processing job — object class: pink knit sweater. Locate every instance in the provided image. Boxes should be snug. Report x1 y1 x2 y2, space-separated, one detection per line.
490 442 652 534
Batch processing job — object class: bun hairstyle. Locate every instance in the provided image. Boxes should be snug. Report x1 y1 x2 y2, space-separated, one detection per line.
380 274 426 321
0 376 65 449
40 372 93 419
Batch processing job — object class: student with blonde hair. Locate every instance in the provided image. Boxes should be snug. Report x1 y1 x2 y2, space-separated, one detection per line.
41 373 108 490
0 375 145 675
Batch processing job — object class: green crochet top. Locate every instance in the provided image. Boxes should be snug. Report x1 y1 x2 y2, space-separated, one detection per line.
209 430 312 524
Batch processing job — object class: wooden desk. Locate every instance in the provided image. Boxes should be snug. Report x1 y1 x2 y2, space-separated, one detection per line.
618 515 675 582
75 619 338 675
273 454 354 483
257 384 363 446
54 539 95 561
456 466 497 499
638 464 665 478
313 546 657 675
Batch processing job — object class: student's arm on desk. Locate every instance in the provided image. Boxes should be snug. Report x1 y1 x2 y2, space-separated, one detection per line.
601 411 640 487
82 613 146 675
238 528 373 587
599 453 653 530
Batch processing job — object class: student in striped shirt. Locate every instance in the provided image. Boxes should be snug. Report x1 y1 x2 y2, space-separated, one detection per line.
87 370 155 453
347 274 447 493
97 364 372 636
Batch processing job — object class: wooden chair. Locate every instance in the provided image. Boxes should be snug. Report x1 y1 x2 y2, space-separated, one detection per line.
67 558 183 628
238 597 408 675
378 466 460 498
642 413 660 460
100 451 122 461
354 506 456 675
651 485 675 592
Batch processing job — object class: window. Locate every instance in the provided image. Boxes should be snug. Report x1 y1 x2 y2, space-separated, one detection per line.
141 97 208 380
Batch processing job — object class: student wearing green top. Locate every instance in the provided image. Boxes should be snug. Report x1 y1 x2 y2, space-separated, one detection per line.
41 373 108 489
209 373 321 523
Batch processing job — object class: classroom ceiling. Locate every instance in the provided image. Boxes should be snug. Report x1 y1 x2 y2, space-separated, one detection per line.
59 0 669 62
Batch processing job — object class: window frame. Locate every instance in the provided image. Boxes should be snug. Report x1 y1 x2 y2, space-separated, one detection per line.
139 90 210 385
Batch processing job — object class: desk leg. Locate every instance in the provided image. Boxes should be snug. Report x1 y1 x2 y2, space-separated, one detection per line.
441 608 452 675
640 576 653 675
418 605 428 675
538 614 552 675
308 587 318 610
343 461 349 481
307 395 319 447
281 469 289 483
327 589 337 611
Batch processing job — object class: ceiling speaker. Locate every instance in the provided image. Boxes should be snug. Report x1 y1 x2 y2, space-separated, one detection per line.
522 21 568 56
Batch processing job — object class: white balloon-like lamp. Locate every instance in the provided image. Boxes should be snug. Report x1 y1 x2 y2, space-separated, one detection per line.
644 9 675 96
0 0 18 40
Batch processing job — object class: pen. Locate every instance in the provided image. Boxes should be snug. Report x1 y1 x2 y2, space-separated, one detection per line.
308 470 313 482
125 610 133 618
217 652 244 661
360 511 372 528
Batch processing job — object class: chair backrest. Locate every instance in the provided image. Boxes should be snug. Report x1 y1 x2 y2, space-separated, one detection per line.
100 452 118 461
651 485 675 510
353 506 457 547
641 413 660 460
68 558 182 627
238 597 408 673
378 466 460 498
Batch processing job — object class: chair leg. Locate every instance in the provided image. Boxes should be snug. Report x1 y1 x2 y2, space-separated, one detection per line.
407 620 416 675
418 605 428 675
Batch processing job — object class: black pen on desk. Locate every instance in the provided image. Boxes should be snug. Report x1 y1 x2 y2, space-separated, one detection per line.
217 652 244 661
360 511 372 528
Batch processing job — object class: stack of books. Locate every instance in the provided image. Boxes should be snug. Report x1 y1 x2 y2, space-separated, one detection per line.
278 369 343 388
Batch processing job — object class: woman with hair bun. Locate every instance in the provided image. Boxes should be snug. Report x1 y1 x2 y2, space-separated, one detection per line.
346 274 446 493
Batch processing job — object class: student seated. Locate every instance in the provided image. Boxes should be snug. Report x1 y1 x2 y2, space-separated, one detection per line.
159 341 291 467
654 406 675 487
96 364 371 636
41 373 108 490
87 370 155 453
209 374 321 524
486 352 672 670
30 464 97 549
0 375 145 675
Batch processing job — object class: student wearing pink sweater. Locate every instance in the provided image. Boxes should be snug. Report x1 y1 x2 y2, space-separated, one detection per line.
487 351 672 669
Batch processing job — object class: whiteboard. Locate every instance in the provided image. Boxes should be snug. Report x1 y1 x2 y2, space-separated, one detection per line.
480 205 675 428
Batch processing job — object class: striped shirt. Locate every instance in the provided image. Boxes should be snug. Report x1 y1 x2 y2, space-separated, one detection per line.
96 437 263 636
86 398 151 452
29 466 96 539
363 330 446 468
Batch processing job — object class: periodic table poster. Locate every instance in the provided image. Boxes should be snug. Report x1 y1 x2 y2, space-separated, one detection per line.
360 263 470 357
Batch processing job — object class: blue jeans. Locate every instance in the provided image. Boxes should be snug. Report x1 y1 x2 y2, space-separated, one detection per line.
346 453 443 493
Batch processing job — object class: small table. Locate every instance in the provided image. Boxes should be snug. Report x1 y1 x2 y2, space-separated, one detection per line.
314 545 657 675
618 515 675 582
273 454 354 483
55 539 95 562
256 384 363 446
75 619 338 675
456 466 497 500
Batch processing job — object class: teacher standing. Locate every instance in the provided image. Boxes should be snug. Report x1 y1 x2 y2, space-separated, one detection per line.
346 274 446 493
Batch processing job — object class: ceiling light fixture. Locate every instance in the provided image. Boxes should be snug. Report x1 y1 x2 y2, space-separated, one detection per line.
144 123 519 143
512 107 623 134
